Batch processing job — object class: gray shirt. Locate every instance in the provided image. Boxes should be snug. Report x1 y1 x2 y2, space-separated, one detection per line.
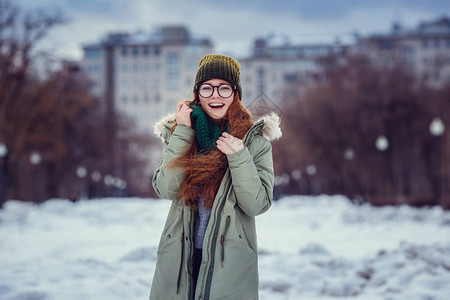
194 197 211 249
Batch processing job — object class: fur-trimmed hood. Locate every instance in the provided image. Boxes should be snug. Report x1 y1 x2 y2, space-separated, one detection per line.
153 112 282 143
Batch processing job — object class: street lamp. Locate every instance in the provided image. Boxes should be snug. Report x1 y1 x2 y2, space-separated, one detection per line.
305 165 317 195
103 174 114 197
429 117 445 136
0 143 7 157
91 171 102 182
90 171 102 199
290 169 302 194
118 180 127 190
306 165 317 176
344 148 355 161
104 174 114 186
375 135 389 152
291 170 302 180
117 178 127 197
0 142 7 208
429 117 445 205
29 151 41 203
76 166 87 200
29 151 42 165
110 177 128 197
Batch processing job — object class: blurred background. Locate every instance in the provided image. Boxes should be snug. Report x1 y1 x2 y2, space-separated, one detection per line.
1 0 450 208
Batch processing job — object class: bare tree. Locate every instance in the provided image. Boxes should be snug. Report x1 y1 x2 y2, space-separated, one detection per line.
276 54 450 208
0 0 66 206
0 1 153 205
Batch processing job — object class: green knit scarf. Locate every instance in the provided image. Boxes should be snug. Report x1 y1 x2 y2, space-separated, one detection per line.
189 102 226 151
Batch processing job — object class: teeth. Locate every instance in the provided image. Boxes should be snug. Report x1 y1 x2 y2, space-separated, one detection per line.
210 103 224 107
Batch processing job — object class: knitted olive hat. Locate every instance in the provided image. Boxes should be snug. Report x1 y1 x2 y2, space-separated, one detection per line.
194 54 242 100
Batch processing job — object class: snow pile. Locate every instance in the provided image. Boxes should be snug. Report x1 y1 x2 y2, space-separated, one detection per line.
257 196 450 300
258 242 450 300
0 195 449 300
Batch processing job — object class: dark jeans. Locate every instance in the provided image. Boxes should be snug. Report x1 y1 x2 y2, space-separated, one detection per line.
192 248 202 297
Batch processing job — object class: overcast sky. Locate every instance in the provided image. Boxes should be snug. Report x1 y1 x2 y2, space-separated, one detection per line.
15 0 450 61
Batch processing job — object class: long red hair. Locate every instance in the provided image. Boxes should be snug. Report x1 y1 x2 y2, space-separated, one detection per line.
169 92 253 210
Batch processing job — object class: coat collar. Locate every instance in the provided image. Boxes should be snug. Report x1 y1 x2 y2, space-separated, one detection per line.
153 112 282 142
253 112 282 141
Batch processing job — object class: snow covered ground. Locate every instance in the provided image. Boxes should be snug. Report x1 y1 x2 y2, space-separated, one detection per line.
1 195 449 300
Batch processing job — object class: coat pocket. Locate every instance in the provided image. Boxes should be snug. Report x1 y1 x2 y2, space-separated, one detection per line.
157 208 184 253
234 209 257 254
236 223 256 255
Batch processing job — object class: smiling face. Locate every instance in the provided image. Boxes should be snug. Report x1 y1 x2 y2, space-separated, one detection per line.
198 79 235 122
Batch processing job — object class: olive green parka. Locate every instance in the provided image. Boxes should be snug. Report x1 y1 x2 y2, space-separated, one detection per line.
150 113 282 300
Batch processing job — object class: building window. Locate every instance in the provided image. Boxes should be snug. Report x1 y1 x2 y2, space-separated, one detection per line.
402 46 415 63
255 47 264 57
143 47 149 56
422 40 432 50
86 65 102 74
378 41 393 50
121 64 127 72
284 73 299 83
121 47 127 56
434 39 440 49
257 67 266 93
186 60 198 70
186 45 204 55
434 71 440 81
151 79 160 89
143 64 150 72
144 95 150 104
167 52 180 90
155 46 161 56
272 69 278 81
133 64 139 72
133 95 139 104
122 95 128 103
84 49 102 59
133 47 139 56
402 46 414 55
155 94 161 103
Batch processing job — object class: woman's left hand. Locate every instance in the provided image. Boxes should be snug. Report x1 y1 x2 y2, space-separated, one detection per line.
217 132 244 155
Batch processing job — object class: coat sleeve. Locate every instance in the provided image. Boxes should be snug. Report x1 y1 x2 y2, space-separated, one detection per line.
226 135 274 217
152 124 195 201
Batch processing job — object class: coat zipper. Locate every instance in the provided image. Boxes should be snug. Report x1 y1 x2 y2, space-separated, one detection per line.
176 209 186 294
220 215 231 268
187 210 195 299
176 230 185 294
198 179 232 300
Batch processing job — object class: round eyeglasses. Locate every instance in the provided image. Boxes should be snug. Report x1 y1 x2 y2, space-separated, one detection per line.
197 84 236 98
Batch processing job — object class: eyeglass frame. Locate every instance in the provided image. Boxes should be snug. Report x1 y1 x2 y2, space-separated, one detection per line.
195 83 236 98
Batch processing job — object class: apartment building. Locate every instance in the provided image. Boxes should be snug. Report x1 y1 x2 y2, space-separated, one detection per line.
81 26 213 133
240 38 348 113
353 16 450 87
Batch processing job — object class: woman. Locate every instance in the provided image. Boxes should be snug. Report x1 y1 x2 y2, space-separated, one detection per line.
150 54 281 300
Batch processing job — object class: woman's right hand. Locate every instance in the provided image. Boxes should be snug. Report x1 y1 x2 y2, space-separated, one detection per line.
175 102 193 128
